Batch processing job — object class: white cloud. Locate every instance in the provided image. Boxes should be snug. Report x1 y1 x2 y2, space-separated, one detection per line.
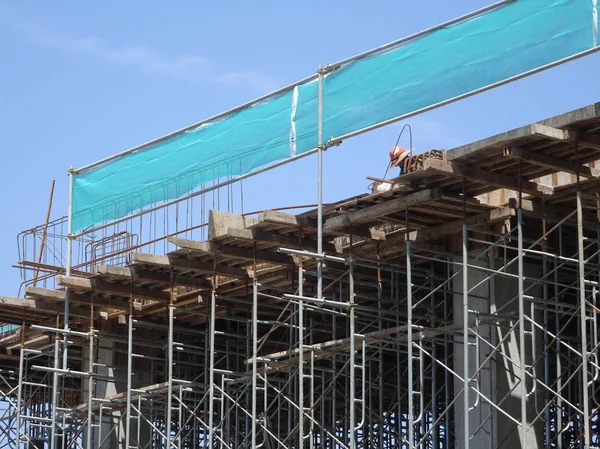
1 11 277 93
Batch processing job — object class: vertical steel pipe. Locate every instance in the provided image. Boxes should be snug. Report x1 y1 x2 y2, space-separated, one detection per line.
209 290 217 448
517 208 527 448
317 64 324 301
125 315 133 449
298 265 305 448
252 279 258 449
462 224 470 449
577 191 591 446
165 306 174 447
349 254 357 449
407 240 414 448
86 333 94 449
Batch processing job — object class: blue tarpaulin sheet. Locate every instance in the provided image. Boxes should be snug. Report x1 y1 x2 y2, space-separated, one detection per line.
72 0 597 231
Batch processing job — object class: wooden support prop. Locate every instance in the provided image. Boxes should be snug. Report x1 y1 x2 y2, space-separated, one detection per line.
33 179 55 286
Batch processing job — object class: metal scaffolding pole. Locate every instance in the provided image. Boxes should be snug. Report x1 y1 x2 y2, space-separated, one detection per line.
165 306 175 447
49 333 60 449
252 279 258 449
15 345 24 449
86 331 94 449
317 63 324 302
407 239 414 448
125 314 133 449
577 191 591 447
462 224 470 449
209 290 217 448
349 247 357 449
298 265 305 449
518 207 527 448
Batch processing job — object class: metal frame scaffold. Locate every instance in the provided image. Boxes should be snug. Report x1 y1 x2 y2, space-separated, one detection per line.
2 2 600 445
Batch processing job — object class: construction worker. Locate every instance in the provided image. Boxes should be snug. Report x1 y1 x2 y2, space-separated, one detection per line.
389 146 409 174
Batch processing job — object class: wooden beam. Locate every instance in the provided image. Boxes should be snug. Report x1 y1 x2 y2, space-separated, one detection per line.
423 159 553 196
516 199 599 229
0 295 93 319
58 276 170 302
324 189 440 231
168 237 294 266
566 130 600 151
407 206 515 242
503 146 600 179
132 253 251 279
96 265 213 290
25 286 132 311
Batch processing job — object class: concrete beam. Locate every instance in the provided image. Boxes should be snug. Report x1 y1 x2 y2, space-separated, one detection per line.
530 123 567 141
221 227 338 253
58 276 170 302
168 237 294 266
0 295 93 319
26 286 132 311
260 209 386 241
96 265 213 290
132 252 251 279
209 210 259 240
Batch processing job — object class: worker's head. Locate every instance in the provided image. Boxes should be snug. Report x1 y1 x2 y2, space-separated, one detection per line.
389 146 408 168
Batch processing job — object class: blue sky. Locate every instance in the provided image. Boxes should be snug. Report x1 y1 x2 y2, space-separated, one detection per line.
0 1 599 295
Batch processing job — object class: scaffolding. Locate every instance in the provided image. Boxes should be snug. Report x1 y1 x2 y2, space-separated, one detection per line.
0 102 598 449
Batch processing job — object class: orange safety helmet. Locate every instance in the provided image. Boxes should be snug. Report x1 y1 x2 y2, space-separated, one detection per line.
389 146 409 168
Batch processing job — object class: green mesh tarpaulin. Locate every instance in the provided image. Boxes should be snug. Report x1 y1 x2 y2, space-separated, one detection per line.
72 0 598 232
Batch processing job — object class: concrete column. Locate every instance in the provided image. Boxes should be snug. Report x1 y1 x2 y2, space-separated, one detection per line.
82 338 120 448
453 254 545 449
82 323 155 448
491 259 544 449
453 256 496 449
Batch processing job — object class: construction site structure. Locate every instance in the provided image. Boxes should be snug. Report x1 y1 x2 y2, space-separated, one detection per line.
0 102 599 448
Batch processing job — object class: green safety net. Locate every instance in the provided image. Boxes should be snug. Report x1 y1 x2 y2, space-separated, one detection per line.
72 0 597 232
